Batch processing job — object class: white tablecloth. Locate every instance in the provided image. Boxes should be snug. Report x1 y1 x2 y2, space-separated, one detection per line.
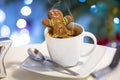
2 43 94 80
2 43 120 80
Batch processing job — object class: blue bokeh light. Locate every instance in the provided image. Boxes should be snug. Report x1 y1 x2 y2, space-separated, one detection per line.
0 9 6 23
79 0 86 3
114 17 120 24
16 18 27 29
90 5 98 13
20 6 32 16
1 25 11 37
24 0 33 5
114 17 120 32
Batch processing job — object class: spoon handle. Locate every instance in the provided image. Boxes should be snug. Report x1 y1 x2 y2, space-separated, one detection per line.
46 59 79 76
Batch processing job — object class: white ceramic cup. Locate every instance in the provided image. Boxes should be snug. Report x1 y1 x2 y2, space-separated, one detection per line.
44 22 97 67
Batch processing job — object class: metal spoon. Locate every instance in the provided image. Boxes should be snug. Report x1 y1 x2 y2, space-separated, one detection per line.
27 48 79 76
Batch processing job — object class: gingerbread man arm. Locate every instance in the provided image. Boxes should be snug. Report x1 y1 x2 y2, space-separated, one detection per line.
64 15 73 25
42 18 52 28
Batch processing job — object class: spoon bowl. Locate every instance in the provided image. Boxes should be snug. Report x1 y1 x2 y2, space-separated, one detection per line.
27 48 45 61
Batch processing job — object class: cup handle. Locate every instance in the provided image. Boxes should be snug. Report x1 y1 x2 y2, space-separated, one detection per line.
80 32 97 57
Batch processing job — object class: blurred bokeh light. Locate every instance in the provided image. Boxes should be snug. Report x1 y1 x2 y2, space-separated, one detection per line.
1 25 10 37
20 6 31 16
0 9 6 23
114 17 120 24
24 0 33 5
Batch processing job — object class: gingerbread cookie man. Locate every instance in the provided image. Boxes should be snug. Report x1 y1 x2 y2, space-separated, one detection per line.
42 9 74 38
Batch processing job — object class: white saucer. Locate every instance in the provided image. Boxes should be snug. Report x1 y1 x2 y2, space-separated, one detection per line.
21 42 116 78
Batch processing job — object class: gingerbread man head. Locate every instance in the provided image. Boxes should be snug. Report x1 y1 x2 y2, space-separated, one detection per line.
48 9 63 20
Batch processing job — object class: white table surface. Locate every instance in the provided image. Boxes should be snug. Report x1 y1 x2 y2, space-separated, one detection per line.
2 43 120 80
2 43 94 80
